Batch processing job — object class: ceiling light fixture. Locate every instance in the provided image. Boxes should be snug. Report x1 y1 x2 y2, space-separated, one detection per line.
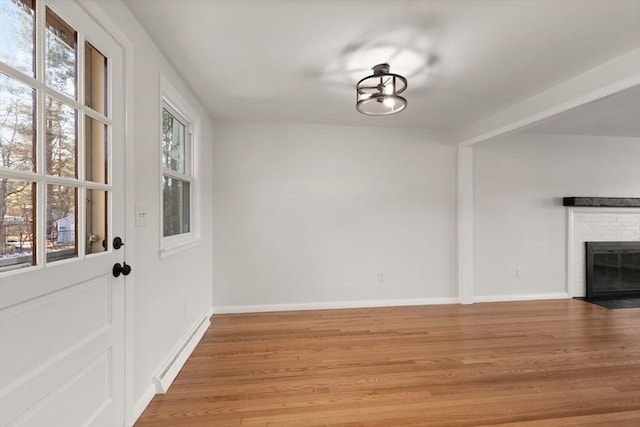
356 63 407 116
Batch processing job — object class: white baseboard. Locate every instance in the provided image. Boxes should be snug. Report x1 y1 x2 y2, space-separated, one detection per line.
213 297 459 314
152 309 213 393
131 384 156 425
130 309 213 426
473 292 570 303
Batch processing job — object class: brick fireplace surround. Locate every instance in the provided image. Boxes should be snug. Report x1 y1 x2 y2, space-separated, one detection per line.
567 207 640 297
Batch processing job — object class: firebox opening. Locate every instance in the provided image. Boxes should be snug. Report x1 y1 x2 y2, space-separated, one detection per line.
579 242 640 308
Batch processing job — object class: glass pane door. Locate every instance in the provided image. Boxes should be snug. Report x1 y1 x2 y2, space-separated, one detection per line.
1 0 112 272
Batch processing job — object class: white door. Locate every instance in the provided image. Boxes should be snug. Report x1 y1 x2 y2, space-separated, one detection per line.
0 0 126 426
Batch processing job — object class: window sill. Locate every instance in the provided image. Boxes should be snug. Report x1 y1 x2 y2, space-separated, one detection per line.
160 236 201 259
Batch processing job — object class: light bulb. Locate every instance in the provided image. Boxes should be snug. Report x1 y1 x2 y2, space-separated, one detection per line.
383 97 395 109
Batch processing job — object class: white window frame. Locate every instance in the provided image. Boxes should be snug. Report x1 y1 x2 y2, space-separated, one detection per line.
159 74 200 257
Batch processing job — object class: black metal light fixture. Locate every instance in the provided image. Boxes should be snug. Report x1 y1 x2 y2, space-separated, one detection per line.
356 63 407 116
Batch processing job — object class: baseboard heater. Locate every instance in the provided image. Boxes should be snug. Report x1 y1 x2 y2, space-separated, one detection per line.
153 312 212 393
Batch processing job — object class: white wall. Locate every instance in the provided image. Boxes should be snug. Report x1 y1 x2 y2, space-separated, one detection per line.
84 2 640 419
91 0 214 418
211 122 457 310
474 132 640 298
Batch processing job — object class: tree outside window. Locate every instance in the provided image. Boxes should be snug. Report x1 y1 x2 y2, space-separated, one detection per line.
161 105 192 239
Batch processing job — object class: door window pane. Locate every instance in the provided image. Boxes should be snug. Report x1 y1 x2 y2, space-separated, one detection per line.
0 72 35 172
0 0 35 77
46 7 77 99
85 115 107 183
46 184 77 262
162 108 187 174
0 179 35 271
1 1 117 274
46 96 77 177
84 42 107 115
162 176 190 237
86 189 107 254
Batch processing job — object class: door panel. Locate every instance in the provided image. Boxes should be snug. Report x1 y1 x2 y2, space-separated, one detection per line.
1 283 113 425
0 0 125 425
0 275 110 387
13 350 111 427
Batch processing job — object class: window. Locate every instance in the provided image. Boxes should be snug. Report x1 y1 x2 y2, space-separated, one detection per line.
160 77 199 254
162 106 190 237
1 0 112 273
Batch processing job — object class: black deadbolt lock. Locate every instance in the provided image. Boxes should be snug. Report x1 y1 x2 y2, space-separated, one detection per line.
113 262 132 277
113 236 124 250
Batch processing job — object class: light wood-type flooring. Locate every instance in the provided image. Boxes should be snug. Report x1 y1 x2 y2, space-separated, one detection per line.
135 299 640 426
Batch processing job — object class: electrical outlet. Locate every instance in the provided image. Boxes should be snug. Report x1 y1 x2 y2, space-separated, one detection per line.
516 269 522 278
377 272 384 282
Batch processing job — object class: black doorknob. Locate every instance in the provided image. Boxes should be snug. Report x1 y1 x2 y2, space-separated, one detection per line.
113 262 132 277
113 237 124 250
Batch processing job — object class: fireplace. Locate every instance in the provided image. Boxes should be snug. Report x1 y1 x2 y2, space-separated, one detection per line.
585 242 640 298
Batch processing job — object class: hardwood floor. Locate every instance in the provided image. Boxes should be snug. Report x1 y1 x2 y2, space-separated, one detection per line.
134 300 640 426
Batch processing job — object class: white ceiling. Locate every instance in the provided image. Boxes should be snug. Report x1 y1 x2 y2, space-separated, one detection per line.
124 0 640 132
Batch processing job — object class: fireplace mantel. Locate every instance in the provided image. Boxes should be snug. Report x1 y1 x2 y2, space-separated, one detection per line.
563 197 640 208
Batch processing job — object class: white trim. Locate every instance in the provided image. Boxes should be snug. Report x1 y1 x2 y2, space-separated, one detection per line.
457 48 640 147
159 237 201 259
473 293 570 303
74 1 137 426
213 297 460 314
565 206 640 215
458 75 639 147
159 74 202 256
131 384 155 425
122 41 136 427
152 309 212 394
457 146 474 304
566 208 575 296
